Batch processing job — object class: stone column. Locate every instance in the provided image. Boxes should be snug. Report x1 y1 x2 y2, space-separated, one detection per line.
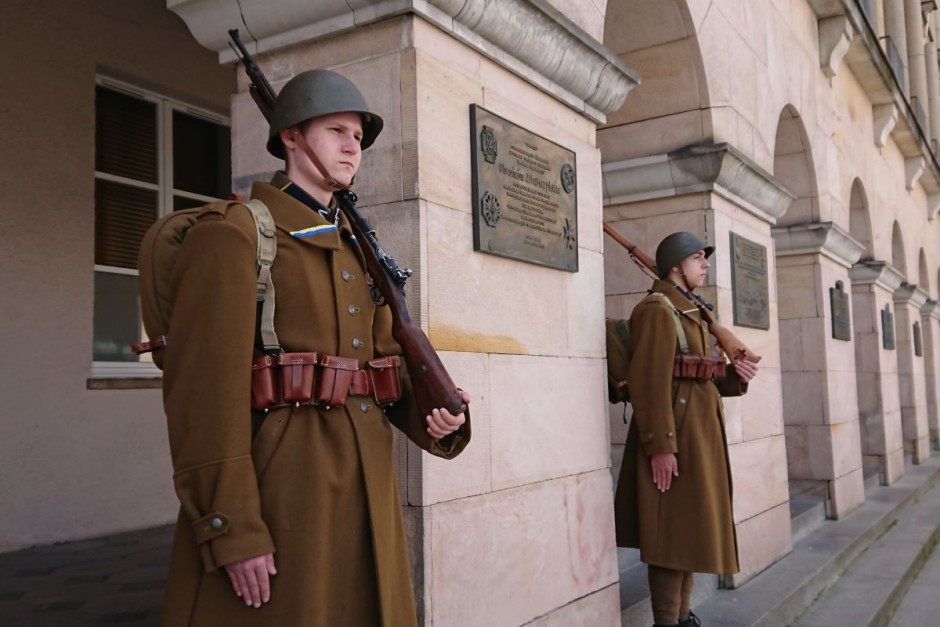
894 283 931 463
171 2 638 625
921 299 940 449
849 261 907 484
906 0 929 129
771 222 867 520
886 0 911 92
603 142 796 587
927 15 940 142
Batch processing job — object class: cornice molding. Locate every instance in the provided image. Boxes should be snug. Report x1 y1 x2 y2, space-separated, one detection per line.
167 0 639 121
849 260 905 291
771 221 866 268
921 299 940 320
602 142 795 224
894 282 930 308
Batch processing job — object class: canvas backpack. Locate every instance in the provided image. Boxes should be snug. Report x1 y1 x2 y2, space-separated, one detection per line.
134 199 279 369
605 292 688 404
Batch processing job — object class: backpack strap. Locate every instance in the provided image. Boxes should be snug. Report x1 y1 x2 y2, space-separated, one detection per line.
244 199 281 353
648 292 689 354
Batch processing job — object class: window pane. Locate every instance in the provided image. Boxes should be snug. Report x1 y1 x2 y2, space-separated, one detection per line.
95 86 158 183
95 180 157 269
93 272 142 362
173 110 231 198
174 195 208 212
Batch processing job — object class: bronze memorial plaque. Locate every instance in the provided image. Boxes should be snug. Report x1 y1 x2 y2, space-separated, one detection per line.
914 321 923 357
881 304 896 350
730 232 770 330
469 105 578 271
830 280 852 341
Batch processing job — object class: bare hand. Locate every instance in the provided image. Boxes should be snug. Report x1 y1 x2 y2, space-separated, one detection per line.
426 390 470 439
732 358 759 383
650 453 678 492
224 553 276 608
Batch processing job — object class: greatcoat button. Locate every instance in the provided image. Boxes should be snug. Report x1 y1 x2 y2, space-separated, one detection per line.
341 270 354 281
210 517 223 531
352 337 363 349
360 401 369 413
679 398 687 404
348 304 360 315
667 432 674 438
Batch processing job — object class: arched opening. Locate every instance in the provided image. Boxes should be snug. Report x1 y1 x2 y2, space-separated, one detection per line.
771 104 828 519
600 0 709 162
918 249 929 292
773 106 820 226
892 221 908 277
849 179 874 261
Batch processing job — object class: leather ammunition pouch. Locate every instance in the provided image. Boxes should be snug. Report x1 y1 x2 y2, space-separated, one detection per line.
251 352 402 411
673 354 727 381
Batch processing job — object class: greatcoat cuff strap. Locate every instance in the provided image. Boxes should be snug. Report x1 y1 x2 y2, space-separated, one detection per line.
192 511 231 545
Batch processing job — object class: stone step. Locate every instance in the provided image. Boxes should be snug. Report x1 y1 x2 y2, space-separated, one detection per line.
790 479 940 626
684 456 940 627
789 497 826 544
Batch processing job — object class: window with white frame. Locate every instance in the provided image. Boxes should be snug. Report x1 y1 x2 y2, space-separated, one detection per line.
93 77 231 377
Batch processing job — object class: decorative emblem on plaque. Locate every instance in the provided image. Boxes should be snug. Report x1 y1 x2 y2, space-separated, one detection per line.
881 304 895 350
563 218 576 250
560 163 576 194
480 191 501 227
481 126 497 164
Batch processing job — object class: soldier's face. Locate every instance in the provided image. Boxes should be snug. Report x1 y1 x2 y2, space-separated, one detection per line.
283 112 364 200
678 249 709 289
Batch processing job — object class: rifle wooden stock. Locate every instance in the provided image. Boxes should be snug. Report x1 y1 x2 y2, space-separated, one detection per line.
603 223 762 364
337 193 466 416
229 29 466 417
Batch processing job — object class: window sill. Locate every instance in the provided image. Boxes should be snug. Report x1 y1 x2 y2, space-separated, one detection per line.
87 377 162 390
89 361 162 389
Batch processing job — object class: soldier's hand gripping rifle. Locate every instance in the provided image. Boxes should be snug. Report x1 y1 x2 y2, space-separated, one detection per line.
603 223 762 364
229 30 467 417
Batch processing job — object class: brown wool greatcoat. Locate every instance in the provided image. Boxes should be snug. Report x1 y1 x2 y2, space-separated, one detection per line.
153 176 469 626
613 279 746 574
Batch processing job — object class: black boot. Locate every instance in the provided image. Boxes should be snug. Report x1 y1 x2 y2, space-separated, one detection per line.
678 610 701 626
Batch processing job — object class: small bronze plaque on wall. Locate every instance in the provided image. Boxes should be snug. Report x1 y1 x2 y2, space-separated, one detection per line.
881 304 895 350
830 280 852 341
469 105 578 272
730 233 770 330
914 321 923 357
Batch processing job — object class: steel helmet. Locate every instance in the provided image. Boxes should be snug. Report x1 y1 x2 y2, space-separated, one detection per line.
266 69 384 159
655 232 715 278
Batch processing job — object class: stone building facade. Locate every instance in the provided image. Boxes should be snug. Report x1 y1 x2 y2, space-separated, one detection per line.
2 0 939 625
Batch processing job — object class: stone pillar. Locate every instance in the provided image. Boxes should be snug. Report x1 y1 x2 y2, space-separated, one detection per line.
894 283 931 462
771 223 867 519
170 2 638 624
927 15 940 142
603 143 796 587
886 0 911 92
921 299 940 449
906 0 929 128
849 261 907 484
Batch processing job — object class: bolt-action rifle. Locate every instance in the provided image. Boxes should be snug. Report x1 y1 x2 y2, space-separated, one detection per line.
603 223 762 364
228 30 467 417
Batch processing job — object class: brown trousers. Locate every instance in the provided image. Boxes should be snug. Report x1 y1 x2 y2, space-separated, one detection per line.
648 565 694 625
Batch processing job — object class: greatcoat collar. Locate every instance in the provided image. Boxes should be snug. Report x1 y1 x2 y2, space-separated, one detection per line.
249 172 358 251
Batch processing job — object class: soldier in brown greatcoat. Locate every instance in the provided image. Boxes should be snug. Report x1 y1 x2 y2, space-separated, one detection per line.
613 232 758 627
150 70 470 626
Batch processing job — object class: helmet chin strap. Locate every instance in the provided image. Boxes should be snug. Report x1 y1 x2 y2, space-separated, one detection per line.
291 129 355 191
